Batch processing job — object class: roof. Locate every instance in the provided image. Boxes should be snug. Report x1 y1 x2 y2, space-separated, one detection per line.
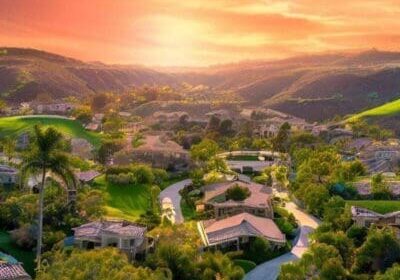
0 263 31 280
76 170 101 182
73 221 146 241
351 206 400 218
200 213 285 246
134 135 187 154
0 165 17 174
203 181 271 209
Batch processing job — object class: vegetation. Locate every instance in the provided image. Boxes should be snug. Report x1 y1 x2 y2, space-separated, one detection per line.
0 115 102 147
226 184 251 201
346 200 400 214
348 98 400 120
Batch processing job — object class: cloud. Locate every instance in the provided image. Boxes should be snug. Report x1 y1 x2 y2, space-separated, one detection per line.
0 0 399 66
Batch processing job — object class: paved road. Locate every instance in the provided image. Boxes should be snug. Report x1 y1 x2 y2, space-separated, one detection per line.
245 202 321 280
159 179 192 224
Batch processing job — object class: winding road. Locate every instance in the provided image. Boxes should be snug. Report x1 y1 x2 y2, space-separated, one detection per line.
159 179 192 224
245 201 321 280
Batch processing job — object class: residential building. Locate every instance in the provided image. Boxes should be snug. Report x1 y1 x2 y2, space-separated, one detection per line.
0 252 31 280
351 206 400 227
71 138 94 159
0 165 18 185
36 103 74 114
198 212 286 250
199 180 274 219
72 221 148 260
75 170 101 184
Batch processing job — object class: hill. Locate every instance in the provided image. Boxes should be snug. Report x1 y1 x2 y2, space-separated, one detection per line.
3 48 400 121
346 98 400 135
0 115 102 147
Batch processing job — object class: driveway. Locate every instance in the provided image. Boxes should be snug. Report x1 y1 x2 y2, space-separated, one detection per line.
159 179 192 224
245 202 321 280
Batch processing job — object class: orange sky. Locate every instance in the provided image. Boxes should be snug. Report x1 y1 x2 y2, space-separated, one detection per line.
1 0 400 66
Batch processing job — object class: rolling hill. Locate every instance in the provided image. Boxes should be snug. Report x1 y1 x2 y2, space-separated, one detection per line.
346 98 400 135
3 47 400 121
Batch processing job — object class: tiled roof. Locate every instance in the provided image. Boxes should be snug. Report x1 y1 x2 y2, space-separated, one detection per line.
204 181 271 208
73 221 146 240
76 170 101 182
0 263 31 280
351 206 400 218
201 213 285 246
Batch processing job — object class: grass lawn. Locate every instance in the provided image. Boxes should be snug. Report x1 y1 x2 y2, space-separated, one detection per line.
0 230 35 277
181 199 197 220
346 200 400 214
0 115 102 147
92 175 150 221
233 259 257 273
347 98 400 121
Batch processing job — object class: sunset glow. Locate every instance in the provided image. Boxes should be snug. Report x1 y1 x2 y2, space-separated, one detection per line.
1 0 400 66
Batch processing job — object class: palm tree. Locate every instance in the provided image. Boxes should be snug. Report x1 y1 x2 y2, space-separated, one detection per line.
21 125 76 270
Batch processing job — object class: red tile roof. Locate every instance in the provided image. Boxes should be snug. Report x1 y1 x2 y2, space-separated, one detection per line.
201 213 285 246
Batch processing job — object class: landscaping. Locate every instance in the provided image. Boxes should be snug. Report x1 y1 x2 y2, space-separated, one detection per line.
0 230 35 277
346 200 400 214
92 175 151 221
233 259 257 273
0 115 102 147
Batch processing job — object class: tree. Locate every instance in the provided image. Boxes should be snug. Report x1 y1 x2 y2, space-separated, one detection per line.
219 119 234 135
353 227 400 274
21 126 76 269
274 165 289 191
36 248 167 280
272 122 291 152
244 237 273 264
1 136 16 163
371 173 391 200
91 93 109 112
190 139 219 162
72 106 92 125
226 184 251 201
375 264 400 280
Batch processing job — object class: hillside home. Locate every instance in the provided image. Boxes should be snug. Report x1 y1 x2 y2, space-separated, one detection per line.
351 206 400 228
198 212 286 250
72 221 148 260
199 180 274 219
0 252 31 280
16 133 29 150
131 135 190 170
75 170 101 184
0 165 18 185
358 139 400 174
36 103 74 114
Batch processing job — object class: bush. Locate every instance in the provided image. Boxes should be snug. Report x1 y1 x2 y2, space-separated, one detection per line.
107 173 132 185
10 224 36 249
243 237 273 264
226 184 251 201
275 218 295 237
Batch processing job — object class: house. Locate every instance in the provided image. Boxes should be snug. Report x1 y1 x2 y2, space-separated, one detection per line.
130 135 190 170
353 178 400 197
71 138 94 159
75 170 101 184
36 103 74 114
351 206 400 228
72 220 148 260
16 133 29 150
0 252 31 280
198 212 286 250
86 113 104 131
0 165 18 185
199 180 274 219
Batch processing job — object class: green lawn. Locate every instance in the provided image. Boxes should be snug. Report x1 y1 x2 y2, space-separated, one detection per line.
347 98 400 121
346 200 400 214
92 176 150 221
233 259 257 273
0 115 102 147
227 155 260 161
0 230 35 277
181 199 197 220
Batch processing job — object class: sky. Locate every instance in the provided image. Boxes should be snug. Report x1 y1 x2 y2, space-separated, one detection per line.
1 0 400 67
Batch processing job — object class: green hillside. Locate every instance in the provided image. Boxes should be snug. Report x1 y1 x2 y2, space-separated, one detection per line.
347 98 400 121
0 115 102 147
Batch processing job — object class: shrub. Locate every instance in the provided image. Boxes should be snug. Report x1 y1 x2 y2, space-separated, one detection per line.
226 184 251 201
10 224 36 249
243 237 272 264
107 173 132 185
